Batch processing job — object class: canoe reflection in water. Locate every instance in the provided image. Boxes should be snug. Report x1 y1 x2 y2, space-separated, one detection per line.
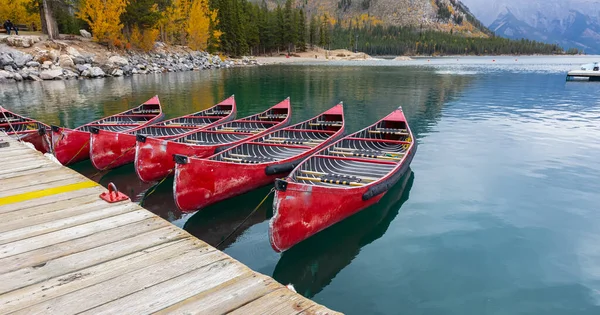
272 170 414 298
183 185 274 248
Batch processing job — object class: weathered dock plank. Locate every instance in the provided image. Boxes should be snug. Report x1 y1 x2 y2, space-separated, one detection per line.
0 133 340 315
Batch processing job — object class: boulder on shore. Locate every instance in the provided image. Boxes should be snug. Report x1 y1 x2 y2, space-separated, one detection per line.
66 47 83 58
0 54 14 67
0 70 14 80
108 55 128 66
111 69 124 77
13 53 33 67
59 55 75 68
39 68 64 80
26 61 40 67
82 66 105 78
63 69 79 79
4 36 41 48
34 49 60 63
80 30 92 38
28 74 42 81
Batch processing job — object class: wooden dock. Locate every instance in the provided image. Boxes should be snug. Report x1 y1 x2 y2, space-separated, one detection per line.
0 133 339 315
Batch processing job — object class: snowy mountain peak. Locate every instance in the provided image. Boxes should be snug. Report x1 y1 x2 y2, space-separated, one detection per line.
460 0 600 53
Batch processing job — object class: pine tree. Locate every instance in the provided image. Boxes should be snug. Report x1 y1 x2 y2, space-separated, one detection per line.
296 9 306 51
244 0 260 54
309 15 318 47
257 0 271 53
318 16 326 47
275 5 284 52
283 0 295 52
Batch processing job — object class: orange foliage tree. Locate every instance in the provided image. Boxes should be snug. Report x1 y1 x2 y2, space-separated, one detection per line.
186 0 220 50
162 0 220 51
130 26 159 51
77 0 128 44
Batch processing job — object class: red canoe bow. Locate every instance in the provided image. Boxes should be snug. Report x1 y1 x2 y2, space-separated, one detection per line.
90 96 237 171
173 103 345 212
134 97 291 183
269 107 417 252
52 96 164 166
0 106 51 153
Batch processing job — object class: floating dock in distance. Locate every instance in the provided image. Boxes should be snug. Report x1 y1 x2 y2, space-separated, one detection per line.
566 70 600 81
0 133 339 315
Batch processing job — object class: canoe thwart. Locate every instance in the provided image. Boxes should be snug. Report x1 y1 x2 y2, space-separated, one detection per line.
296 175 365 187
298 170 376 182
329 150 404 161
333 147 405 157
223 155 274 164
368 130 409 136
309 121 343 127
259 114 288 119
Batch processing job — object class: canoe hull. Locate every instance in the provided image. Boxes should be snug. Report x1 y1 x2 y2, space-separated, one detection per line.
269 144 416 252
90 130 137 170
19 129 51 154
52 127 91 165
136 137 222 183
174 158 279 212
136 98 291 183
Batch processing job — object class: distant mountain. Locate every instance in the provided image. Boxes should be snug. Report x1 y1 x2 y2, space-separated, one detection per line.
461 0 600 54
259 0 492 37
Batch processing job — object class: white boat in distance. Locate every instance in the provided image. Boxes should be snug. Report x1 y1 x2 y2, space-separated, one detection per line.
566 62 600 81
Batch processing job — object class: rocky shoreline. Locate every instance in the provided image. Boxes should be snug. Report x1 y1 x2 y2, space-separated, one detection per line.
0 35 258 83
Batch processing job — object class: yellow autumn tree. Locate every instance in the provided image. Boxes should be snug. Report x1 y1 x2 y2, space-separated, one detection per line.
130 25 159 51
77 0 128 44
186 0 219 50
162 0 191 44
0 0 40 30
161 0 219 51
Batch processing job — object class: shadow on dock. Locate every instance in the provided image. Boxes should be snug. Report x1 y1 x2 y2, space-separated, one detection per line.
272 170 415 298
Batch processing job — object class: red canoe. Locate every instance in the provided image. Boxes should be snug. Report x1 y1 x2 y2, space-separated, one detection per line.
89 96 237 171
269 107 417 252
134 98 292 183
52 96 164 166
0 106 51 153
173 103 346 212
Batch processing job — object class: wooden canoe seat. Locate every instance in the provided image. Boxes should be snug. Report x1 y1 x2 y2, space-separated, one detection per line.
95 120 144 125
328 148 404 161
223 154 274 164
368 128 409 136
0 117 21 123
131 109 161 114
296 170 366 186
165 122 208 127
218 127 265 133
309 121 343 127
264 137 324 146
259 114 288 119
204 110 231 116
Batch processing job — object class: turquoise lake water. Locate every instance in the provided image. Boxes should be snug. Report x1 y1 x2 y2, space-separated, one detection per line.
2 56 600 314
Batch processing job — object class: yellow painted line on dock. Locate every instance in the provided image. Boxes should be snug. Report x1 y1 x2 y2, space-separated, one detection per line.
0 181 99 206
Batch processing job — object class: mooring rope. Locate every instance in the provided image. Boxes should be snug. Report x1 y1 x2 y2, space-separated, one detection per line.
43 131 53 154
216 187 275 249
87 145 137 179
0 107 19 138
138 169 173 206
64 139 90 166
